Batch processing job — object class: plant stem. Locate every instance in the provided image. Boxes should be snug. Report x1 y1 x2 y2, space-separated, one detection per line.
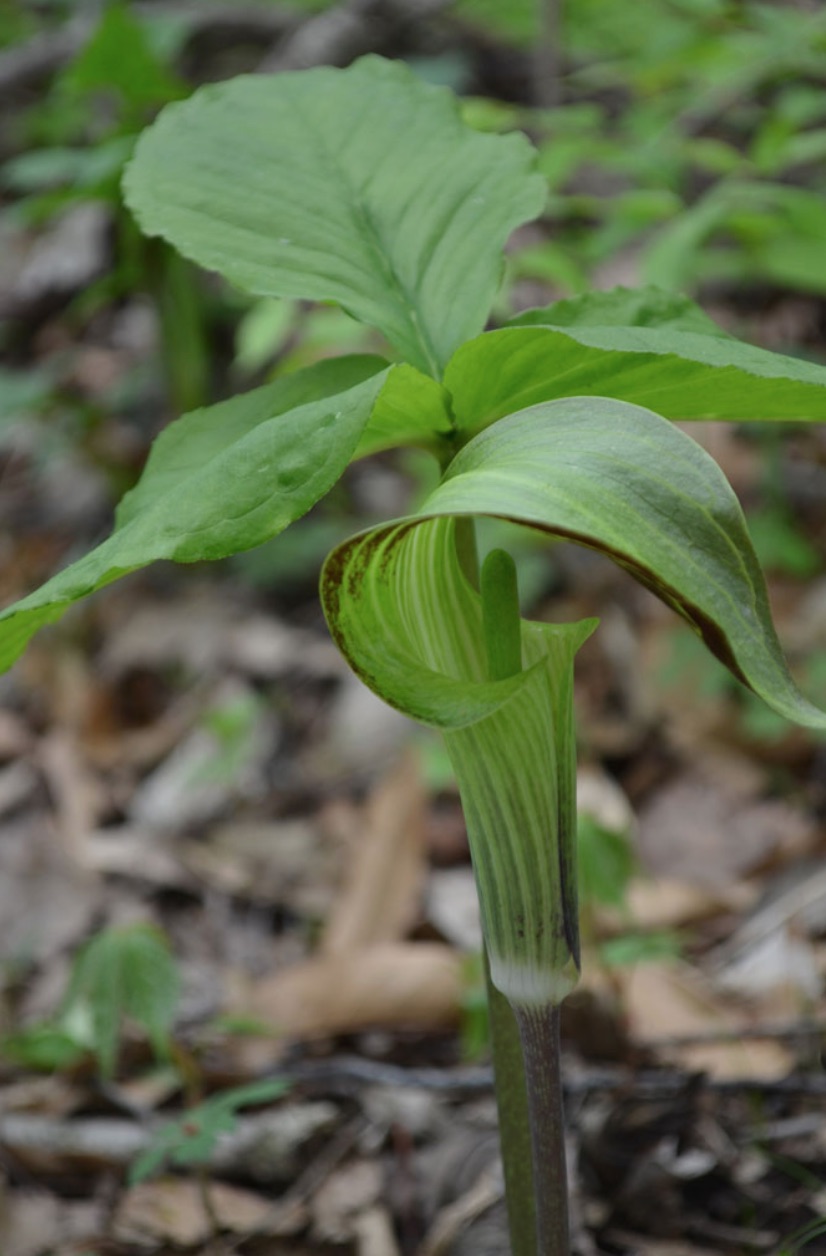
145 238 211 414
485 949 538 1256
535 0 563 109
514 1004 570 1256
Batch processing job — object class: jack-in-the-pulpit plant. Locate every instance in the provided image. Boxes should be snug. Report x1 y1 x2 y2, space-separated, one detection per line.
3 56 826 1256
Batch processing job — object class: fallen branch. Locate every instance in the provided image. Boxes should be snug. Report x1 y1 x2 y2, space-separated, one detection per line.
0 1102 337 1183
259 0 455 70
0 4 292 98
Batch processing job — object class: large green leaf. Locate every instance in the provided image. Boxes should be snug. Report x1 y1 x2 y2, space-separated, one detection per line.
116 356 385 529
0 366 393 673
446 319 826 439
114 355 450 533
434 399 826 729
123 56 546 378
324 393 825 764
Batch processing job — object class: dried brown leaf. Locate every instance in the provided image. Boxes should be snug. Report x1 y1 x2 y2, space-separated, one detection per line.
311 1157 382 1242
113 1177 273 1247
617 961 793 1078
0 1186 101 1256
623 876 757 931
238 942 462 1040
637 770 813 886
321 751 426 954
37 732 105 870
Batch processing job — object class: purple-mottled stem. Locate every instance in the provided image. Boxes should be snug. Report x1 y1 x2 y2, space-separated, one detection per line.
514 1003 570 1256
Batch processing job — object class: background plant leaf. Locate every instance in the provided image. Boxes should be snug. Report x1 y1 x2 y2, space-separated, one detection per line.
61 923 179 1079
61 0 185 113
123 56 546 377
129 1078 290 1186
643 182 826 295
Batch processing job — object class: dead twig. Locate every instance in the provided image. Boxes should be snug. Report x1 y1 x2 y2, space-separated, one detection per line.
418 1167 503 1256
640 1018 826 1050
223 1115 369 1254
263 1054 826 1101
259 0 455 72
0 4 292 98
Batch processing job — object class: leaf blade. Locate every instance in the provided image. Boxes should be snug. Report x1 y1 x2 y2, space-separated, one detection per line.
446 320 826 438
116 355 385 530
428 397 826 729
352 363 454 459
0 368 390 672
123 56 546 376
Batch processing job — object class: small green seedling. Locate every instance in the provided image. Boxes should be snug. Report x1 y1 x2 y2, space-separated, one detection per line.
129 1077 290 1185
129 1075 290 1241
2 57 826 1256
3 922 179 1079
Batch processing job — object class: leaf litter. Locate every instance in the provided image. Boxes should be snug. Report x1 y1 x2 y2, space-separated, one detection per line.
3 552 825 1255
